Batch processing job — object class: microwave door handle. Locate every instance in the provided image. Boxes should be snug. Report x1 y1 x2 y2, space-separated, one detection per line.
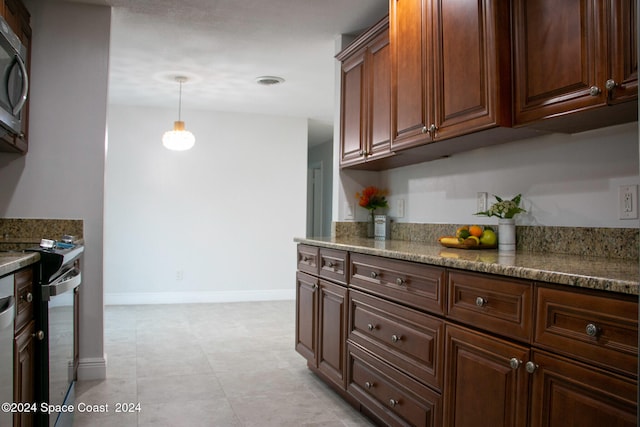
11 54 28 116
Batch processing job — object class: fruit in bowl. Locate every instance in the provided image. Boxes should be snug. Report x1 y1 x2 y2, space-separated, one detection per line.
439 225 497 248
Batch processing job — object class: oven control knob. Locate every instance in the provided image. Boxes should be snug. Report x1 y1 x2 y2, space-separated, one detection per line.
33 330 44 341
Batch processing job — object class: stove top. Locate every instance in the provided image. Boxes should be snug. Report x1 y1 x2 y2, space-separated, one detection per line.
26 239 84 283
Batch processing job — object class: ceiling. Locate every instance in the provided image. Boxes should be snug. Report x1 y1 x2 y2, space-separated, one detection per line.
67 0 389 146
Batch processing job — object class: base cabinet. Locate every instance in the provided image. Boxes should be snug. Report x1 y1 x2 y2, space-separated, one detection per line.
295 245 638 427
13 320 34 427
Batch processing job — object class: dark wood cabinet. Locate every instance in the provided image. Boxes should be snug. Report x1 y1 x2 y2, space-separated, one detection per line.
295 247 349 391
513 0 638 131
390 0 512 152
443 324 530 427
529 350 637 427
337 17 391 168
296 244 638 426
13 267 35 427
0 0 30 153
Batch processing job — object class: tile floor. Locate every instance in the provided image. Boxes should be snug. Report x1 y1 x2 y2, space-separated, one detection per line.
73 300 375 427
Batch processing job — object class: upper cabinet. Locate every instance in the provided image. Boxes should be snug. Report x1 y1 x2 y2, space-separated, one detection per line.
513 0 638 131
0 0 30 154
390 0 513 151
336 17 391 168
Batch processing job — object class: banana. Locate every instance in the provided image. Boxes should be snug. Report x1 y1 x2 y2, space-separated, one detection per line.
438 236 462 245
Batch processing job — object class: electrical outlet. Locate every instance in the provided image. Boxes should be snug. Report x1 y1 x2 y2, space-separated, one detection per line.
344 202 354 220
477 192 488 213
176 270 184 281
396 199 405 218
619 185 638 219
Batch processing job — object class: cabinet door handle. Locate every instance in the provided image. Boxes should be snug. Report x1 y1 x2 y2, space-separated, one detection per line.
589 86 601 96
428 124 438 136
421 126 428 134
391 334 402 343
605 79 618 90
33 330 44 340
389 399 399 408
327 261 334 268
525 361 538 374
364 381 374 389
311 283 318 290
367 323 376 331
21 292 33 303
509 358 522 370
475 296 487 307
396 277 405 286
585 323 600 337
370 271 378 279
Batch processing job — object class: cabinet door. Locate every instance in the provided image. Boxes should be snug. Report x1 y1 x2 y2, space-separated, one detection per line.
432 0 511 139
366 29 391 160
390 0 432 151
513 0 607 124
295 271 317 366
608 0 638 104
317 279 348 390
444 324 529 427
340 50 366 165
14 320 35 427
529 350 637 427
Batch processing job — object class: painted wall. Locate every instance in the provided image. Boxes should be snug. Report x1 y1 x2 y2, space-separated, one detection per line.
104 105 307 304
0 1 110 379
337 122 640 229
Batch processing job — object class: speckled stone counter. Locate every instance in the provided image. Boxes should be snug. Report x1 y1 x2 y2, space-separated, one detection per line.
0 252 39 277
294 237 640 296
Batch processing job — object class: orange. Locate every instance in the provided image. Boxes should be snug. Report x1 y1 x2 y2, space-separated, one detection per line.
469 225 483 237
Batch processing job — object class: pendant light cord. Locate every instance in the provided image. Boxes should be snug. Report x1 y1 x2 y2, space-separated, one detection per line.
178 79 183 122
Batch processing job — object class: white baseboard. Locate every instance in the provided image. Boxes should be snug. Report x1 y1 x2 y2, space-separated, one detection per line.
77 356 107 381
104 289 295 305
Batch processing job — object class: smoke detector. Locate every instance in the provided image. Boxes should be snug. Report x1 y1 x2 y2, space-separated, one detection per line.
255 76 285 86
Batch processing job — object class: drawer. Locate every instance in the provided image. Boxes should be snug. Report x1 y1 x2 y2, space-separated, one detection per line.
319 248 348 284
446 270 533 342
347 342 442 427
297 244 319 275
350 253 446 315
349 289 444 390
14 267 34 332
534 284 638 377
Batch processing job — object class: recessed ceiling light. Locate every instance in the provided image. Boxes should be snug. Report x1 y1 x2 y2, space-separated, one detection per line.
255 76 285 86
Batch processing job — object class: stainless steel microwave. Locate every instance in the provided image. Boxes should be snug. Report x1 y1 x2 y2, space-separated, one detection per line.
0 15 28 137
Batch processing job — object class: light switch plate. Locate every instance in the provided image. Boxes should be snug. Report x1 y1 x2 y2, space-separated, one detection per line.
345 202 354 220
477 192 488 213
396 199 405 218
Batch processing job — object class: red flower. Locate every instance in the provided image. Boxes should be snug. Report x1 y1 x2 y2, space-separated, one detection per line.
355 186 389 211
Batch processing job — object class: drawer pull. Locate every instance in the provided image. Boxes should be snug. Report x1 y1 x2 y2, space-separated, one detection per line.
21 292 33 303
327 261 334 268
525 361 538 374
302 255 309 262
585 323 600 337
395 277 405 286
311 284 318 291
389 399 399 408
370 271 378 279
364 381 374 389
391 334 402 343
476 297 487 307
33 330 44 340
367 323 376 331
509 358 522 370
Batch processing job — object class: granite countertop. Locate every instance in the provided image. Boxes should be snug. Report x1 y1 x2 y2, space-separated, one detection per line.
295 237 640 296
0 252 39 277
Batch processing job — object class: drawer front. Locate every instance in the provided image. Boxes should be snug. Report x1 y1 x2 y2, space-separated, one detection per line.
534 285 638 377
14 267 34 332
319 248 348 284
347 342 442 427
447 270 533 342
349 289 443 390
350 253 446 315
297 244 319 275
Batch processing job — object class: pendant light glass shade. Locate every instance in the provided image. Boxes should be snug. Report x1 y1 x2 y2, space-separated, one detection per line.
163 76 195 151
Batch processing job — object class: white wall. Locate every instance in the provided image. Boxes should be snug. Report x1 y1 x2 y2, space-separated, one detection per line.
0 1 110 379
338 122 639 228
104 105 307 304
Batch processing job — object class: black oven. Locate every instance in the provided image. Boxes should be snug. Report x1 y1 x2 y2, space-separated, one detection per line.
27 240 83 427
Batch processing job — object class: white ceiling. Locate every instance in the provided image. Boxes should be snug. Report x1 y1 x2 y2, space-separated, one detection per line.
68 0 389 145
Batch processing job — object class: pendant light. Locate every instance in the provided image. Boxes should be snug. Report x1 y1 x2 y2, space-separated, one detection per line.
162 76 195 151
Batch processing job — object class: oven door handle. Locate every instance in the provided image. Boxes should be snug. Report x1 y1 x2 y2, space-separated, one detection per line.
0 295 15 330
47 268 81 297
